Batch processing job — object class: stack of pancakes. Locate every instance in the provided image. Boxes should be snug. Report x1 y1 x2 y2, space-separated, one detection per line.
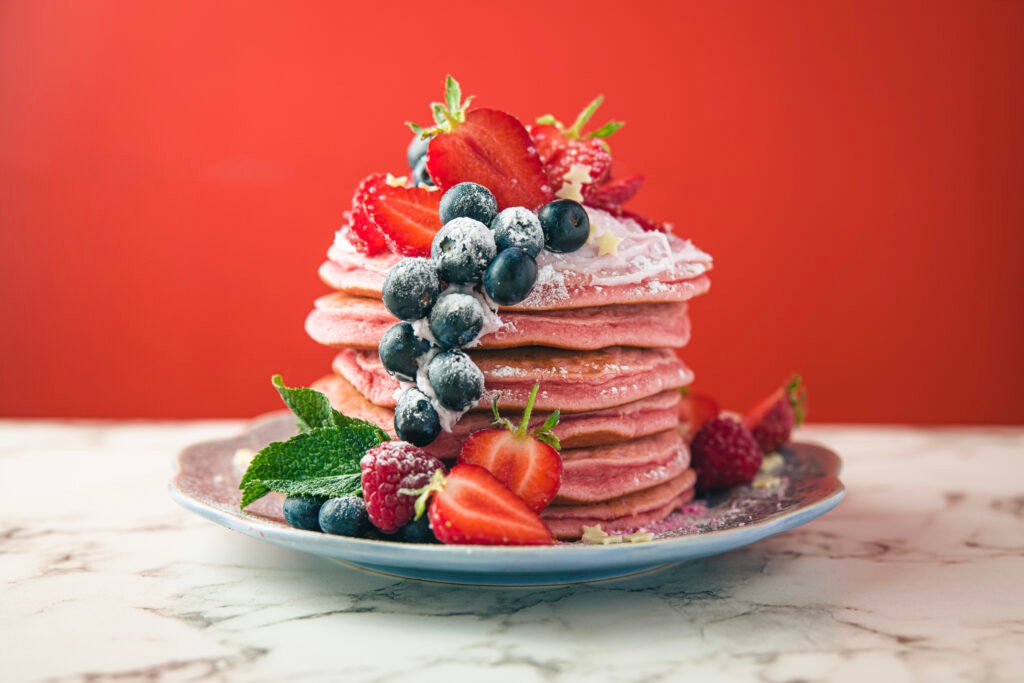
307 208 712 539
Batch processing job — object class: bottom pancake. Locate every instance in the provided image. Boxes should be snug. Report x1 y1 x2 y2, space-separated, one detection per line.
312 373 683 457
543 469 697 541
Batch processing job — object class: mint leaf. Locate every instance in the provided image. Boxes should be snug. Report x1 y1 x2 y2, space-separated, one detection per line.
256 473 362 500
239 427 384 508
272 375 389 441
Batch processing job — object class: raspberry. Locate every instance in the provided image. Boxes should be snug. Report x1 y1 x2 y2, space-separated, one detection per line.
360 442 444 533
690 417 763 491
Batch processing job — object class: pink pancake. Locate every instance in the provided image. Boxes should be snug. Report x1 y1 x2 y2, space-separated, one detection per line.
543 469 697 540
332 346 693 413
555 429 690 504
311 374 684 455
320 259 710 312
305 292 692 350
318 207 712 311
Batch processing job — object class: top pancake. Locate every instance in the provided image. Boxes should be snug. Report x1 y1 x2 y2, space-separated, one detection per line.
320 207 712 311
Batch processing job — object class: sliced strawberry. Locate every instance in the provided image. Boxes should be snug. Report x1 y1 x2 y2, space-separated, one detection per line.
587 174 645 209
458 383 562 512
420 465 554 546
362 180 442 257
408 76 552 211
339 175 390 255
744 376 807 453
427 108 552 210
679 390 720 442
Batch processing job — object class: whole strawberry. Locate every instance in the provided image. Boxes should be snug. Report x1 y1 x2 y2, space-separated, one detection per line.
744 376 807 453
531 96 623 200
360 441 444 533
690 417 763 492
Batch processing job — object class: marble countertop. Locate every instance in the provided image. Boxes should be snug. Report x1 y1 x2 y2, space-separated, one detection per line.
2 421 1022 683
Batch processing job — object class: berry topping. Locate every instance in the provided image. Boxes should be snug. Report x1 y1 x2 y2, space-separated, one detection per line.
382 258 441 321
679 390 720 442
458 384 562 512
538 199 590 253
378 322 431 382
340 174 391 256
438 181 498 225
690 417 763 492
430 217 496 285
406 134 431 169
397 515 437 544
318 496 371 537
483 247 538 306
361 441 445 533
394 387 442 446
490 207 544 257
533 96 623 198
362 180 443 256
411 155 434 187
282 494 327 532
744 376 807 453
405 465 554 545
428 291 485 350
427 349 484 411
587 174 645 209
409 76 552 211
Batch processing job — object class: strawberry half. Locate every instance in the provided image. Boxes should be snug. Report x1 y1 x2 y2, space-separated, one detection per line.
408 76 552 211
458 383 563 512
679 389 720 442
362 178 442 257
743 376 808 453
405 465 554 546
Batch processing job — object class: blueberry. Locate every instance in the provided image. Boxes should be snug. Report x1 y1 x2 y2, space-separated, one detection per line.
428 291 484 349
412 155 434 187
395 387 442 446
378 322 430 382
382 257 441 321
490 207 544 258
439 182 498 225
283 495 327 532
318 496 371 537
483 247 538 306
427 350 484 411
431 217 496 285
398 516 438 543
538 199 590 253
406 134 431 169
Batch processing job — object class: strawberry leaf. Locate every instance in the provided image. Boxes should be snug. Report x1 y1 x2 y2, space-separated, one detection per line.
588 121 625 138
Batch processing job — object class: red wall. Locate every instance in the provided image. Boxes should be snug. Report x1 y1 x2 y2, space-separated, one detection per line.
2 1 1022 423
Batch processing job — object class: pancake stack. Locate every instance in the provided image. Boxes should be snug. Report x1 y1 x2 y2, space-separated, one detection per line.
306 207 712 539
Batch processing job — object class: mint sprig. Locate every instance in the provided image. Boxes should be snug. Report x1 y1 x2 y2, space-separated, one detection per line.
239 377 389 509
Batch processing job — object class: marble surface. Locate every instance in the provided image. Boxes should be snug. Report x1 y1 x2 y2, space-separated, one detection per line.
1 421 1022 683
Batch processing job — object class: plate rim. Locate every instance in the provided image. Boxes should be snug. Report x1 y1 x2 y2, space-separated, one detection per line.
169 411 845 572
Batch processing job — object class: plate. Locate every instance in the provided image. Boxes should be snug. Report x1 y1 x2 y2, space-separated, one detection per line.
170 412 845 586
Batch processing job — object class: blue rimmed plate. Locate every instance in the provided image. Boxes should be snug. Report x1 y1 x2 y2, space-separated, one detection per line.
170 412 844 586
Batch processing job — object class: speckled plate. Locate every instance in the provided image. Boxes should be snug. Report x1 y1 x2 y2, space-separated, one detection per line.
170 412 845 586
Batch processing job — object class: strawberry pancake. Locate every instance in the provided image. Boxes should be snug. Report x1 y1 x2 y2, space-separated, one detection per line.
320 206 712 311
306 293 691 350
312 373 684 456
543 469 698 540
287 77 717 545
331 346 693 413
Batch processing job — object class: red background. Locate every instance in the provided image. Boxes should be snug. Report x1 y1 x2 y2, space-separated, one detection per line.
2 1 1022 423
